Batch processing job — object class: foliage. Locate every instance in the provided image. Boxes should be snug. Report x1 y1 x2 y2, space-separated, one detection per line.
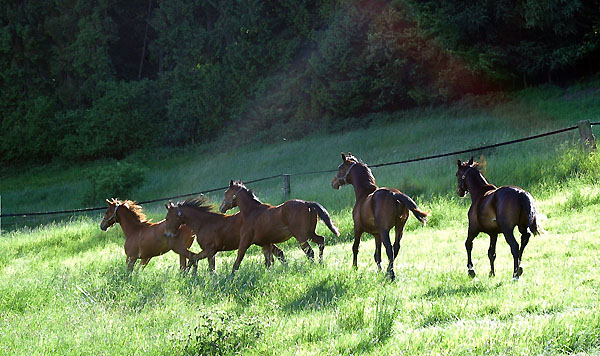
173 310 262 356
83 160 147 204
1 0 599 164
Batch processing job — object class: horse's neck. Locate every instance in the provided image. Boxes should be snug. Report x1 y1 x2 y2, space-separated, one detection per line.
466 172 495 203
350 167 377 201
236 190 264 217
117 208 147 238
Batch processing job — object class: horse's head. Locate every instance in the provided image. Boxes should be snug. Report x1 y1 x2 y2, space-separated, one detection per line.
456 157 476 197
164 201 183 238
100 198 121 231
332 152 358 189
220 180 245 213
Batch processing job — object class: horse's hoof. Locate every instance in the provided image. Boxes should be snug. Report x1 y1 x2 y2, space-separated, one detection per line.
489 271 495 277
468 269 476 278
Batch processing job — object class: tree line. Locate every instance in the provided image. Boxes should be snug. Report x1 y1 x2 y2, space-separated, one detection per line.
2 0 599 164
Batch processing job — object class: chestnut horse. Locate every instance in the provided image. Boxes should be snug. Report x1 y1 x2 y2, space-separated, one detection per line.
456 158 541 279
100 198 199 272
332 153 427 280
219 180 340 273
163 197 286 271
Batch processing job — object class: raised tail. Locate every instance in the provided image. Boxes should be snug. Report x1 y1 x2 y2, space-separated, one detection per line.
306 202 340 236
521 192 542 236
392 192 428 226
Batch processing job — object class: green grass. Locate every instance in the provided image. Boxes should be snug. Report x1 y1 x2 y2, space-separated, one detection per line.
1 81 600 355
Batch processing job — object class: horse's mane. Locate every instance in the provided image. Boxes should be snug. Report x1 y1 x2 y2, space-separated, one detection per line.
345 155 377 188
232 180 262 204
112 199 149 222
178 196 215 213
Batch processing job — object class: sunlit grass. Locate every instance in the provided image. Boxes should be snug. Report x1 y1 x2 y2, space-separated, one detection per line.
1 82 600 355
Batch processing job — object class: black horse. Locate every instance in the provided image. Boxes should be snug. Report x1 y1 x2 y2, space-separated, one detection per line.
456 157 541 279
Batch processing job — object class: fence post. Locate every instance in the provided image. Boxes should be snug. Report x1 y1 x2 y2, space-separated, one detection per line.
282 174 291 200
578 120 596 153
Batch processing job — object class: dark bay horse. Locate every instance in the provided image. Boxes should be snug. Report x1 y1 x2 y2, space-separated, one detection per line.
163 197 286 271
219 180 340 273
100 198 199 272
456 157 541 279
332 153 427 280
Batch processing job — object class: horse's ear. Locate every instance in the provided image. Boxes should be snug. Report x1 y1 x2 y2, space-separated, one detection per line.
468 156 474 165
457 159 462 167
164 203 169 210
341 152 346 161
229 179 234 187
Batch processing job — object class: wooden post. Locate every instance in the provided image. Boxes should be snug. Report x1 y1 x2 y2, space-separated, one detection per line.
282 174 291 200
578 120 596 153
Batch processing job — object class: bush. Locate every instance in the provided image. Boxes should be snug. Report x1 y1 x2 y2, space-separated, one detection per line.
83 161 147 204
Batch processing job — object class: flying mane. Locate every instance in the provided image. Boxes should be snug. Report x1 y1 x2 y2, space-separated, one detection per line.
112 199 149 222
178 196 216 213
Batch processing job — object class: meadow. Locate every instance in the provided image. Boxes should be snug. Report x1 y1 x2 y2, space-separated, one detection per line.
1 83 600 355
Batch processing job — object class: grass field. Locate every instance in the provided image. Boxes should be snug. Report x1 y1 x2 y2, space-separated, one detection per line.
1 82 600 355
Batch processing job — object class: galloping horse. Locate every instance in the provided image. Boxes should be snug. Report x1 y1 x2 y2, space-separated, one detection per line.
100 198 198 272
219 180 340 273
163 197 286 271
456 157 541 279
332 153 427 280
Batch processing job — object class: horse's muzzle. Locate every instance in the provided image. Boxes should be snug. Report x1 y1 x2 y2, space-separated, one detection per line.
331 178 341 190
100 223 108 231
219 202 229 213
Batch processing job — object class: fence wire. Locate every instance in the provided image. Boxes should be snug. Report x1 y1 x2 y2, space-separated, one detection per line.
1 123 596 220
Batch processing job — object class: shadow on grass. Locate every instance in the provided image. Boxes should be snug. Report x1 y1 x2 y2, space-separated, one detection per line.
283 276 349 312
422 281 504 299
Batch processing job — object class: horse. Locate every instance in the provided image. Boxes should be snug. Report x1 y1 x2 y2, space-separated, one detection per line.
163 196 287 271
100 198 199 272
456 157 541 279
219 180 340 273
332 153 428 280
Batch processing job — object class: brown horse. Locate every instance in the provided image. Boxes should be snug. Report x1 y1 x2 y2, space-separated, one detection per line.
163 197 286 271
456 157 541 279
100 198 198 272
332 153 427 280
219 180 340 273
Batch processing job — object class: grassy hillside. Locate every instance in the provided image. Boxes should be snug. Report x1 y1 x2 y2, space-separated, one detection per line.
1 82 600 355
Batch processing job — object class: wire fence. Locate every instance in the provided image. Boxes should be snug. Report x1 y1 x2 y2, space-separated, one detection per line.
1 122 597 223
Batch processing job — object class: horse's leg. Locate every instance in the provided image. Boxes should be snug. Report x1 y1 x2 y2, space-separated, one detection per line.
377 228 395 280
299 239 315 261
207 253 216 272
125 256 137 272
232 235 252 273
393 217 407 258
517 225 531 277
501 226 521 279
352 227 364 269
465 228 478 278
308 233 325 263
272 244 286 264
140 258 151 269
262 245 273 268
373 233 382 271
488 233 498 277
178 254 188 271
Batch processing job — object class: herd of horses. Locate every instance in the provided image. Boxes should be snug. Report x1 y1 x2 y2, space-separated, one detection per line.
100 153 541 280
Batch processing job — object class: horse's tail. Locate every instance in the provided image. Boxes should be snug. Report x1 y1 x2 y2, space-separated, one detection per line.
521 192 542 236
306 202 340 237
392 192 428 226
